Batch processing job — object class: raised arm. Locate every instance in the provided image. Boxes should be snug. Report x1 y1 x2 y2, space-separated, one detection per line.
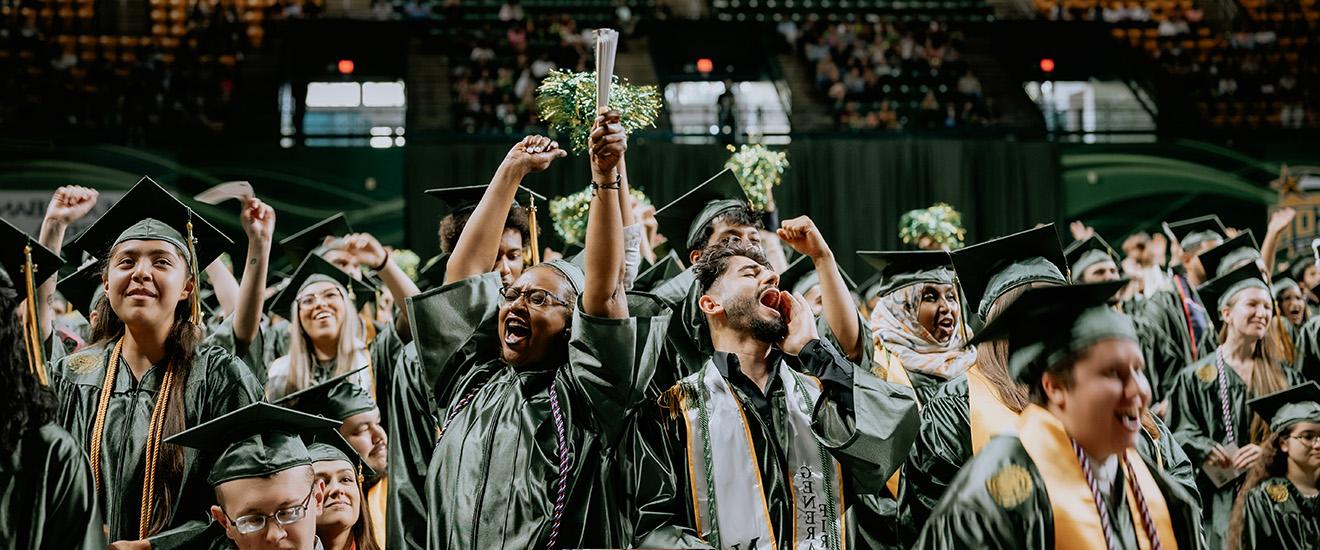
778 215 861 361
232 197 275 346
343 232 422 339
445 135 566 285
204 260 240 319
39 186 99 340
1262 207 1295 273
582 110 629 319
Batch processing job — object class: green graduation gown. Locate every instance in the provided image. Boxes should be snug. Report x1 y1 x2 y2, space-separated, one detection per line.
50 343 262 542
1166 353 1303 549
649 338 920 549
914 406 1206 550
900 372 1199 546
381 342 439 550
1239 477 1320 549
1287 315 1320 383
407 271 671 549
0 423 105 549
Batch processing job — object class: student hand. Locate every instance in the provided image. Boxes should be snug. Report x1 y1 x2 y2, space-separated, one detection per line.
1269 207 1296 235
240 197 276 244
777 215 831 261
44 185 99 227
1233 443 1265 470
343 233 388 270
504 135 567 175
108 540 151 550
589 109 627 179
1208 444 1233 468
778 291 819 356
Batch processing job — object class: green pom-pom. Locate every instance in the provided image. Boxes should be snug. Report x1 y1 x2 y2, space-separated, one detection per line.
549 186 654 246
899 203 966 250
391 248 421 281
724 144 789 211
535 70 663 153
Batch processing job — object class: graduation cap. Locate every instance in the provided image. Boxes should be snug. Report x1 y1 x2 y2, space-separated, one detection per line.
0 217 64 297
416 253 450 290
279 213 352 267
306 428 377 480
268 253 377 318
1248 382 1320 434
274 367 377 422
948 224 1068 323
1198 230 1262 280
634 250 685 291
164 402 339 486
57 257 104 315
1196 262 1270 325
1272 275 1301 300
654 169 752 255
778 255 817 296
857 250 955 299
1162 215 1227 254
1064 235 1119 282
859 272 884 303
1287 251 1317 282
969 280 1134 384
1 216 65 387
425 185 561 261
67 177 233 326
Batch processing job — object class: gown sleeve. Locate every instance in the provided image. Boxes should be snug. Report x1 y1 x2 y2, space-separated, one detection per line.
561 292 672 448
795 338 920 496
383 343 438 550
1165 360 1219 467
898 376 973 544
404 271 502 407
26 424 106 550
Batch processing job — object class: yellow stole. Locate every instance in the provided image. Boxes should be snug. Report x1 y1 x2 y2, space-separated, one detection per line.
366 478 388 548
873 345 918 497
1017 405 1178 550
967 365 1020 453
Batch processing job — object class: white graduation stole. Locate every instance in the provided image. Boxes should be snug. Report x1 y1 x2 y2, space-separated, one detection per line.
678 360 847 550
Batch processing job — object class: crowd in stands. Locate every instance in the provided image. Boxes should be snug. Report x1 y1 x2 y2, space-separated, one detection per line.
0 0 262 140
791 18 999 131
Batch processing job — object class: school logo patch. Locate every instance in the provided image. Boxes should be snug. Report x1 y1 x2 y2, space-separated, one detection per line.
986 464 1033 509
68 351 101 374
1196 363 1217 383
1265 482 1289 504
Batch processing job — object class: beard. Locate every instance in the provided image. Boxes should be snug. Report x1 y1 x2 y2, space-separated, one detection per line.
725 293 788 343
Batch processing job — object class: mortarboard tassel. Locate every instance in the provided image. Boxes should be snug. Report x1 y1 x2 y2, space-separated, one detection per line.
529 197 542 266
185 214 202 327
22 244 48 386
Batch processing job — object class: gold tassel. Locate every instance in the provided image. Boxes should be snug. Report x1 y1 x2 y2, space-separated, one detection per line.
23 244 48 386
529 198 541 266
185 215 202 327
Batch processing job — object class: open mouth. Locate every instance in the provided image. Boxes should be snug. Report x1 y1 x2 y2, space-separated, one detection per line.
504 316 531 346
313 310 334 322
936 316 956 330
1115 407 1141 433
759 288 781 315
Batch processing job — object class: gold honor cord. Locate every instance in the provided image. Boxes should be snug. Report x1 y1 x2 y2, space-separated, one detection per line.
529 200 542 266
186 215 202 327
22 245 49 385
88 339 178 539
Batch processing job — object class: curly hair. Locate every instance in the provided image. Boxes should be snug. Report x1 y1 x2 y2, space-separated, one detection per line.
1227 429 1291 550
0 290 57 457
438 205 532 254
692 238 772 294
688 206 763 255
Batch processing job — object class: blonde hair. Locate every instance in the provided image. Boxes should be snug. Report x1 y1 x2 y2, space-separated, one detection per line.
281 284 364 397
1219 291 1292 443
975 283 1041 414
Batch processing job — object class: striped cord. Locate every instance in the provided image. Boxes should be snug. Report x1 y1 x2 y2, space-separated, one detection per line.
1123 454 1165 550
438 382 486 439
1214 349 1236 444
1070 439 1119 550
696 383 722 548
545 383 571 550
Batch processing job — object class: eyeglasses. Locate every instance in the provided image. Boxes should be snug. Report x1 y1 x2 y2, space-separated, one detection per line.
224 483 316 535
1290 432 1320 447
296 288 344 309
499 286 569 308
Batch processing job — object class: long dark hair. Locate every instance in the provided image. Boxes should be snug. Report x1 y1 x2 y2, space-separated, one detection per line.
91 248 204 535
355 488 383 550
1226 428 1291 550
0 291 57 456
